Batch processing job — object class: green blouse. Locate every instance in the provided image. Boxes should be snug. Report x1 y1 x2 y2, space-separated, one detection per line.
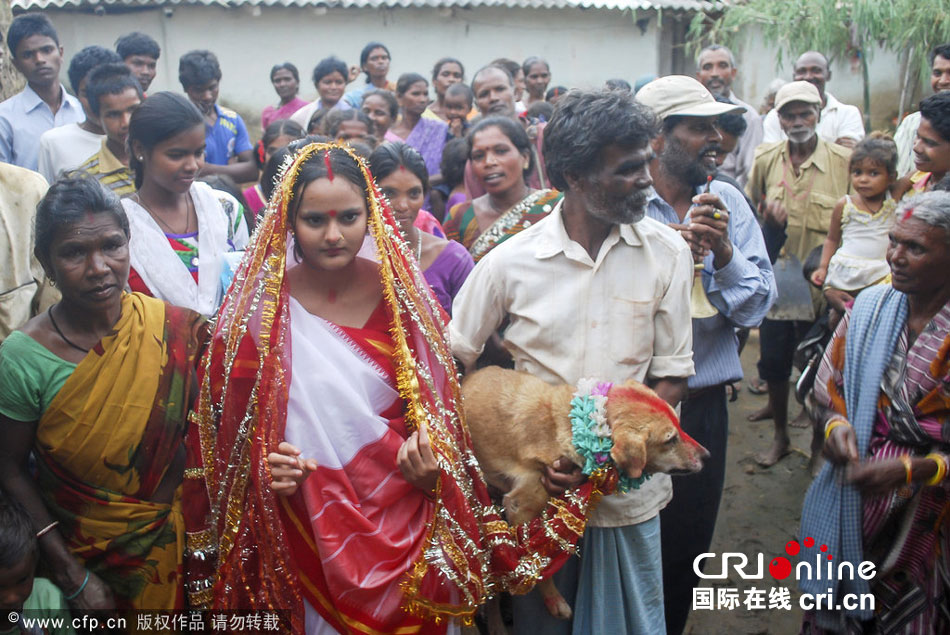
0 331 76 422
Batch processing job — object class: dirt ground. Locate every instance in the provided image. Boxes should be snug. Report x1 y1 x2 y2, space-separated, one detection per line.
684 329 816 635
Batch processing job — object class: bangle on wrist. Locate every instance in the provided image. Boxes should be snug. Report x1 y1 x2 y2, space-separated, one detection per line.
824 418 851 440
35 521 59 539
925 452 949 486
64 570 90 601
900 454 913 485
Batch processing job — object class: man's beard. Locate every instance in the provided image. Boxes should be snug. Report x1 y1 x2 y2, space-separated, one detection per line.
587 186 649 225
786 127 817 144
660 135 719 188
705 79 728 98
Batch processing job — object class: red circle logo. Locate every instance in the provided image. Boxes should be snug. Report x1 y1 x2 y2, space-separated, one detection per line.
769 557 792 580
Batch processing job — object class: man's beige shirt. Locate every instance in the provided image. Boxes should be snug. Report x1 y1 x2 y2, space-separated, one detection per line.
746 139 851 320
746 138 852 262
0 164 56 341
450 200 695 527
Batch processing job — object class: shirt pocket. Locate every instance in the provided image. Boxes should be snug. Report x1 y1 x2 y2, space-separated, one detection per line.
606 296 657 366
806 193 838 235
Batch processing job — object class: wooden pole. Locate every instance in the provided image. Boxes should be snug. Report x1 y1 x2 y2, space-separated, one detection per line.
0 0 26 101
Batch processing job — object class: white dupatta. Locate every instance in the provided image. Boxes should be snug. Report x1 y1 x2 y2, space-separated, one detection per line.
123 181 235 316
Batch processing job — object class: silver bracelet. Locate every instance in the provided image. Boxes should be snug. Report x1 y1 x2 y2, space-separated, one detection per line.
35 520 59 539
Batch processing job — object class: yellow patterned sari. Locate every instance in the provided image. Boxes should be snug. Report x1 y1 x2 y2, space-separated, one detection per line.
35 293 204 610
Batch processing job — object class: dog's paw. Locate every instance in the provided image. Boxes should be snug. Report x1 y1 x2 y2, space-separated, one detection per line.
502 492 521 514
543 594 573 620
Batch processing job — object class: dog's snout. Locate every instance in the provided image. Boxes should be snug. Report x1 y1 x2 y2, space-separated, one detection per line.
697 443 711 461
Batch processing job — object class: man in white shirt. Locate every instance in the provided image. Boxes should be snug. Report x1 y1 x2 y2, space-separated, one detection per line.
894 43 950 177
450 89 695 634
695 45 763 186
37 45 121 182
0 14 84 170
762 51 865 148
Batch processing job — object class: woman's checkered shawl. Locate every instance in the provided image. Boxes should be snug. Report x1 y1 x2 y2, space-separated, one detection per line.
799 285 907 630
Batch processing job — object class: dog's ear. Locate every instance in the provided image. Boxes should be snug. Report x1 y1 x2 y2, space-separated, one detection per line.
611 434 646 479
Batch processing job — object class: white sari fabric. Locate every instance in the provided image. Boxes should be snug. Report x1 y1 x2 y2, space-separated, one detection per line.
123 181 248 316
286 294 448 634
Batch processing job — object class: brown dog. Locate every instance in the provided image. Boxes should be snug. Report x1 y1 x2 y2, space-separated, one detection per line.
461 366 709 622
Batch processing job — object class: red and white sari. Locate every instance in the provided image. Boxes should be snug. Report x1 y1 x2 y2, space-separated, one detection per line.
184 143 619 634
284 295 453 633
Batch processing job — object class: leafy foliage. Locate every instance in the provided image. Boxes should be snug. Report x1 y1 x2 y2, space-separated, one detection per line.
689 0 950 120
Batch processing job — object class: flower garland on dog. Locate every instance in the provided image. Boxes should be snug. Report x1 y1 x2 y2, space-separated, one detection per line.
569 378 651 493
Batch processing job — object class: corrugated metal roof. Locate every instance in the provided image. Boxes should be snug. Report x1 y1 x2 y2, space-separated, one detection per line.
13 0 720 11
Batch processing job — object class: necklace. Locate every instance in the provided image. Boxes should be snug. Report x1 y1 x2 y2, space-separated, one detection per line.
48 306 90 353
414 231 423 262
488 184 531 216
135 192 193 235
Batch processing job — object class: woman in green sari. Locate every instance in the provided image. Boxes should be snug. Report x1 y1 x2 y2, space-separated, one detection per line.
444 116 560 262
0 175 205 611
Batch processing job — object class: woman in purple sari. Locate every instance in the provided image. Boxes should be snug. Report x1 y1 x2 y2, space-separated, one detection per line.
369 142 472 316
800 191 950 634
385 73 448 178
261 63 308 129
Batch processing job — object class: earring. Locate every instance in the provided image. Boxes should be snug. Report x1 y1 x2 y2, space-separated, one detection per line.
48 278 55 287
137 156 144 161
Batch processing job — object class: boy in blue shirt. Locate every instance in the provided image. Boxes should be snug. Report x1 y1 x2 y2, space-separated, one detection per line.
178 50 258 183
0 14 83 170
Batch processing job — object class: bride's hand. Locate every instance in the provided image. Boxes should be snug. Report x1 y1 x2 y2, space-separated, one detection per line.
397 423 440 495
267 441 318 496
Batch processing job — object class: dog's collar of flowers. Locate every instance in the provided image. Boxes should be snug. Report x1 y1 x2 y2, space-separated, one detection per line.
569 378 650 493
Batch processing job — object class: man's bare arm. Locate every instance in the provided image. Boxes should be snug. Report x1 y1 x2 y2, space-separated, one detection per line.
649 376 688 409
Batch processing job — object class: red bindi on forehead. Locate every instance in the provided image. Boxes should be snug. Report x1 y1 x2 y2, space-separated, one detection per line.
326 210 338 218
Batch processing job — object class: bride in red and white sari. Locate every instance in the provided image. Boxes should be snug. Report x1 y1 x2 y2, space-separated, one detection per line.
183 142 619 634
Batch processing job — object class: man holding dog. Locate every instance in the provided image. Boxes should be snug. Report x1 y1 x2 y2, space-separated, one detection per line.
636 75 776 635
451 88 695 634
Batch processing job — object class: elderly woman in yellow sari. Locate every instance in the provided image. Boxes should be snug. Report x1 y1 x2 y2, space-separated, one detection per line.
0 175 205 611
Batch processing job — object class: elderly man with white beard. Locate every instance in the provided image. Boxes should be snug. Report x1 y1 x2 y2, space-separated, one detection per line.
745 81 852 469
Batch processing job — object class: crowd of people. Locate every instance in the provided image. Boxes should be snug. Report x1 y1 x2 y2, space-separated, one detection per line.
0 9 948 635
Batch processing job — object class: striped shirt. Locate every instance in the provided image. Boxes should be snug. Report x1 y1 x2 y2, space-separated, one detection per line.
78 138 135 198
647 179 776 390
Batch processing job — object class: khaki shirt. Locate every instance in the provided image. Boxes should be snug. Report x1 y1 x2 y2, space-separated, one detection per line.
450 201 695 527
746 139 851 320
746 138 852 262
0 164 57 341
